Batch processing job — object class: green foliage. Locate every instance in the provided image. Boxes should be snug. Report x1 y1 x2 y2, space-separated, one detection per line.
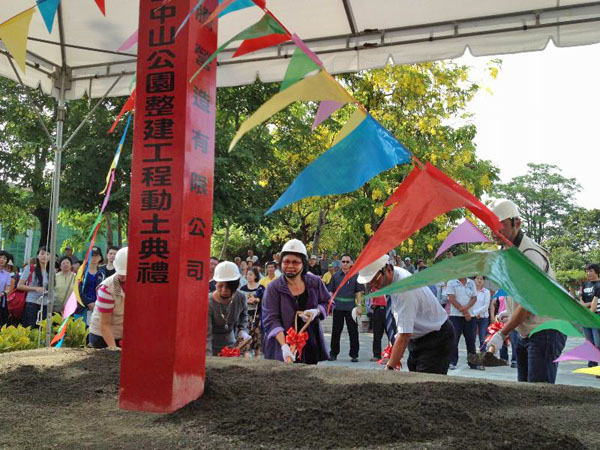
0 314 88 353
555 269 586 289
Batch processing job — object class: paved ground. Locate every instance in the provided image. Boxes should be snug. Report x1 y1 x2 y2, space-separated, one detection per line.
319 316 600 388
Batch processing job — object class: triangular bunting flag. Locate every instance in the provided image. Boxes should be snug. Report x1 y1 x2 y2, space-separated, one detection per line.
573 366 600 376
434 219 490 259
117 29 138 52
229 70 355 150
280 47 320 92
331 108 366 145
191 13 289 82
555 340 600 363
108 89 135 133
220 0 257 17
0 7 36 73
234 33 290 58
201 0 237 26
266 114 411 214
94 0 106 15
291 33 322 68
37 0 60 33
312 100 344 129
530 320 584 338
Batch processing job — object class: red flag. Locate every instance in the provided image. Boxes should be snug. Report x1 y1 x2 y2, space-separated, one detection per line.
108 89 135 133
233 33 290 58
94 0 106 15
329 162 501 309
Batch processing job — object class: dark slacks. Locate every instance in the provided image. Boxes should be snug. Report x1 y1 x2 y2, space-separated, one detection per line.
407 320 455 374
449 315 477 367
371 306 386 358
330 309 359 358
516 329 566 383
21 303 48 328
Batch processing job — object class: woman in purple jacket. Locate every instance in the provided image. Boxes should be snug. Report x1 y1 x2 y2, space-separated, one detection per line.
262 239 332 364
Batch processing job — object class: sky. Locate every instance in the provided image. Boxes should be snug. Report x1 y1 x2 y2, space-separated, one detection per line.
455 43 600 210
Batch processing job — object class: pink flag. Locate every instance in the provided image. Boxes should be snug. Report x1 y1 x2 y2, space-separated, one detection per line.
117 29 138 52
292 33 322 68
434 219 490 259
554 340 600 363
62 291 78 318
312 100 343 130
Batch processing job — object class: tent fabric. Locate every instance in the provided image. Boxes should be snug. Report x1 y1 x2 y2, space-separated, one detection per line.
1 1 600 99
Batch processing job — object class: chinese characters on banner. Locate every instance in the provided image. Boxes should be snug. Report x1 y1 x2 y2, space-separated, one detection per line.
120 0 217 413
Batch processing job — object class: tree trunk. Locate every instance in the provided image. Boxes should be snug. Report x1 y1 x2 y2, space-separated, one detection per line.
117 212 123 247
219 221 230 260
105 212 114 247
34 207 50 249
312 208 327 254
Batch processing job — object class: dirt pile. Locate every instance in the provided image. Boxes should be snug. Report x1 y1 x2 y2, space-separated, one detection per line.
0 349 598 449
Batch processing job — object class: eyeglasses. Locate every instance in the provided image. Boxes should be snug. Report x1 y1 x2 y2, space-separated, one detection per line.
341 260 351 264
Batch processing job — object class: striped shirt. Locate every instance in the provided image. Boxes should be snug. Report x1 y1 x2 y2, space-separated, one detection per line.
89 275 125 339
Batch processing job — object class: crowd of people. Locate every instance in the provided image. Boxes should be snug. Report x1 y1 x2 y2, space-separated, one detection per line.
1 198 599 384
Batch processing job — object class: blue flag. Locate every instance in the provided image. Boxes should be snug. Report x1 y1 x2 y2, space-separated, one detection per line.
266 114 411 215
219 0 256 17
37 0 60 33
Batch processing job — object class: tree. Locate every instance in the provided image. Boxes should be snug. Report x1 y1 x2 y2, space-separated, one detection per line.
492 163 581 244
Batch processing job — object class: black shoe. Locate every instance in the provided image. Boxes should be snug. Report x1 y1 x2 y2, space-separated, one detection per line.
510 361 517 368
351 357 359 363
469 365 485 371
329 355 337 361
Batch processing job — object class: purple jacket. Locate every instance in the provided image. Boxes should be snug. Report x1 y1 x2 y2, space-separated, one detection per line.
262 272 332 362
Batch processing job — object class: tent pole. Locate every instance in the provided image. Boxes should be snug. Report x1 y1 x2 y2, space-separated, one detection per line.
45 70 67 347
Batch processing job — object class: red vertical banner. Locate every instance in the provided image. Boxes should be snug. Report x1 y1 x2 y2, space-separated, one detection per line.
119 0 217 413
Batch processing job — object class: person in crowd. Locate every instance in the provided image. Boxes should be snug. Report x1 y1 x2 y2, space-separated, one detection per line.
486 198 566 383
446 277 483 370
417 259 427 272
247 249 258 263
54 256 75 316
239 267 265 356
0 251 13 326
361 255 455 374
322 263 335 288
208 256 219 292
328 253 364 362
404 257 415 274
473 275 491 349
98 245 119 282
272 253 282 276
331 252 341 272
239 260 249 283
234 256 242 268
358 260 387 361
18 246 51 328
262 239 331 364
77 246 103 324
579 263 600 367
206 261 250 356
62 246 80 266
490 290 517 367
259 261 279 288
88 247 128 348
319 251 330 274
308 255 322 276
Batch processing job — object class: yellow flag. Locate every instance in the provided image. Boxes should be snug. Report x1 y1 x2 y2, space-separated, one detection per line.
229 70 356 151
331 108 366 147
0 7 36 73
573 366 600 376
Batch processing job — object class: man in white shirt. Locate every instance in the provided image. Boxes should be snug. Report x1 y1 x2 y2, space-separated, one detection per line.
360 255 455 374
446 277 483 370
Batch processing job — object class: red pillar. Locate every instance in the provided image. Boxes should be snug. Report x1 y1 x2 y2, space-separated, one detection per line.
119 0 217 413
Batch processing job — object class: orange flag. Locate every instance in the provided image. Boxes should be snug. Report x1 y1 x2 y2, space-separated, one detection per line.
108 89 135 133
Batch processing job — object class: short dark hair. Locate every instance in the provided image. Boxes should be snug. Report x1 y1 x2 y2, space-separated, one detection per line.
266 261 277 269
210 256 219 262
341 253 352 261
585 263 600 275
0 250 9 260
248 267 260 281
59 255 73 266
106 245 119 253
225 279 240 292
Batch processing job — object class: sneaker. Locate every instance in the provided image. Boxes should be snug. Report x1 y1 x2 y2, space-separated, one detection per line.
449 364 457 370
510 361 517 368
351 357 359 363
329 355 337 361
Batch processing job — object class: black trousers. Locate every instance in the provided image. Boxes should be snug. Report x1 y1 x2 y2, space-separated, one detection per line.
407 320 455 375
330 309 359 358
371 306 386 358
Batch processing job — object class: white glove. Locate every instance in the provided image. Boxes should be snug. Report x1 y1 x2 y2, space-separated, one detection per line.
281 344 296 362
487 331 505 357
497 310 509 323
300 308 319 322
239 330 251 341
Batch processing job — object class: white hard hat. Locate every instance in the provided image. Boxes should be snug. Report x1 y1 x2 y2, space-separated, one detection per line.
357 254 390 284
488 198 520 222
280 239 307 258
114 247 128 276
214 261 241 282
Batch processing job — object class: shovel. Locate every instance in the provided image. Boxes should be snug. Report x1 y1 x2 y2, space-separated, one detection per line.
467 344 508 367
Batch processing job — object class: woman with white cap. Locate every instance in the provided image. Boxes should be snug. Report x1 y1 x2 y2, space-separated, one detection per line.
206 261 250 356
262 239 331 364
88 247 128 349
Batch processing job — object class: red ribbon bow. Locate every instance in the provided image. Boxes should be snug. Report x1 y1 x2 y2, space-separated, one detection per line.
218 346 241 357
377 343 401 369
285 327 309 359
484 320 509 346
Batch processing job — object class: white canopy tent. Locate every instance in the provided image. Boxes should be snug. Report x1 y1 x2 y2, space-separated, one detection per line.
1 0 600 345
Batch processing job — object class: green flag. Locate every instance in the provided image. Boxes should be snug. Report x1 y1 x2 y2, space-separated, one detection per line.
530 320 584 337
280 47 320 91
367 248 600 329
190 14 288 82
